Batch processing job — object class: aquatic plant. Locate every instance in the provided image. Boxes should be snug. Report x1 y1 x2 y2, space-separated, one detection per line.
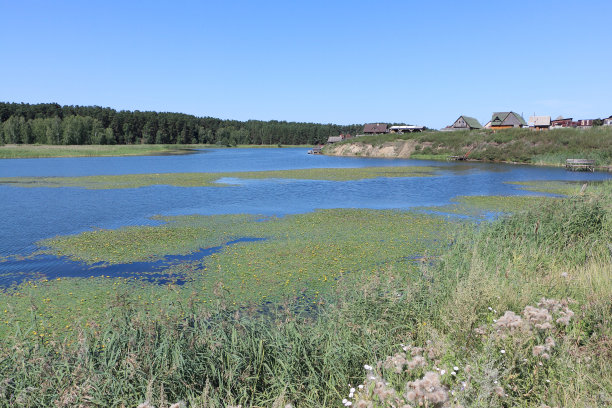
0 181 609 406
0 166 437 189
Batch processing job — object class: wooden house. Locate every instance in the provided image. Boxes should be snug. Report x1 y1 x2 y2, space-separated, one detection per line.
363 123 388 134
603 116 612 126
576 119 594 128
528 116 551 131
450 116 483 130
489 112 527 129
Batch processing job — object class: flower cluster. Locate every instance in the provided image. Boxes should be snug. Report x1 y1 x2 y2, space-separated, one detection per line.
346 344 458 408
405 371 448 406
532 336 556 360
494 297 574 336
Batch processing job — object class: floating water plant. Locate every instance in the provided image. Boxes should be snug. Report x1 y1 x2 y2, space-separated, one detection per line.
0 166 438 189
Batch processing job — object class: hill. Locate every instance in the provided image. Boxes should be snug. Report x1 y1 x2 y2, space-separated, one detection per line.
325 127 612 169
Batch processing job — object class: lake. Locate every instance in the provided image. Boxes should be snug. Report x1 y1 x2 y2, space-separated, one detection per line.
1 147 610 285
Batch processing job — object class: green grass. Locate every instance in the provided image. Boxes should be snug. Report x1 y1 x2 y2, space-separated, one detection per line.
329 126 612 167
418 194 559 218
0 144 208 158
0 182 610 406
507 180 592 196
0 166 437 189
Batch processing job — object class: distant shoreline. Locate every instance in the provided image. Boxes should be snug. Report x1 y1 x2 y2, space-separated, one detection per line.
0 144 310 159
322 127 612 171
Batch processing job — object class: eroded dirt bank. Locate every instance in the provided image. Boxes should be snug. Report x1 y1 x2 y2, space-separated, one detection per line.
324 140 419 158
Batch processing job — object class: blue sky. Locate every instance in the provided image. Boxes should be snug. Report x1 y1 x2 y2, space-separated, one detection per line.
1 0 611 128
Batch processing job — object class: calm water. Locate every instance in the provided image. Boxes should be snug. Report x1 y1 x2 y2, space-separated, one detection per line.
1 148 610 285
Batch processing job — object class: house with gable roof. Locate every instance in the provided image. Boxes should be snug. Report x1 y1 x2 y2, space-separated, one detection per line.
489 112 527 129
449 115 483 130
528 116 551 131
363 123 388 135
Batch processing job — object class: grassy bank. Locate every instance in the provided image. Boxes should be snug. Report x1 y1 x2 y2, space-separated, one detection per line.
0 183 610 406
0 144 314 159
328 126 612 168
0 144 201 158
0 144 206 158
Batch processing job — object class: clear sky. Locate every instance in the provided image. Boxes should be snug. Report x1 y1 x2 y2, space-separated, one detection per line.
1 0 611 129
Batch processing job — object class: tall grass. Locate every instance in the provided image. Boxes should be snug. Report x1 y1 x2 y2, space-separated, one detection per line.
0 144 201 159
0 183 610 407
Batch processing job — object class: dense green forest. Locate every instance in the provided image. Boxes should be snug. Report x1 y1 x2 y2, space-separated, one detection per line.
0 102 363 146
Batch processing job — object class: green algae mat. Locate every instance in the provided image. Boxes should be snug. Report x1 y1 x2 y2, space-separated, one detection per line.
2 208 458 339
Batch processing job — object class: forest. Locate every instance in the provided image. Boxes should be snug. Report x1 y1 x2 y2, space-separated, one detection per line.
0 102 363 146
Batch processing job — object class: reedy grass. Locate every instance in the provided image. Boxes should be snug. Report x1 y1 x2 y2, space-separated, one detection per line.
0 144 203 159
0 182 610 406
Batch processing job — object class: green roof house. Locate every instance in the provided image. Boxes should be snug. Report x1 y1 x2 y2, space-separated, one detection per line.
489 112 527 128
451 115 483 130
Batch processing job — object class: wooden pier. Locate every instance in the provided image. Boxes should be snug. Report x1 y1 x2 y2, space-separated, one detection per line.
565 159 595 172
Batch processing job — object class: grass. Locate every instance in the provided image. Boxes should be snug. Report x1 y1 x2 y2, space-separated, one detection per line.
328 126 612 168
0 144 324 159
507 180 593 196
0 144 208 158
0 166 438 189
0 182 610 406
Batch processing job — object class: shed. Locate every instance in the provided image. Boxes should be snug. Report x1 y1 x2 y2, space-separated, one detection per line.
363 123 388 134
550 116 575 128
490 112 527 129
389 125 425 133
327 136 343 143
528 116 551 131
450 116 483 130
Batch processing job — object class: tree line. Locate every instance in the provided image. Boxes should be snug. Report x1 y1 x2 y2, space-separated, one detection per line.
0 102 364 146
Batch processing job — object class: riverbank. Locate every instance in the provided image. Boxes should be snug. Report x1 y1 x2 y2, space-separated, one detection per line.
324 126 612 170
1 181 609 406
0 143 315 158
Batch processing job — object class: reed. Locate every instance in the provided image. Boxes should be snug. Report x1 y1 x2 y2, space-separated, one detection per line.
0 182 609 407
0 144 202 159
